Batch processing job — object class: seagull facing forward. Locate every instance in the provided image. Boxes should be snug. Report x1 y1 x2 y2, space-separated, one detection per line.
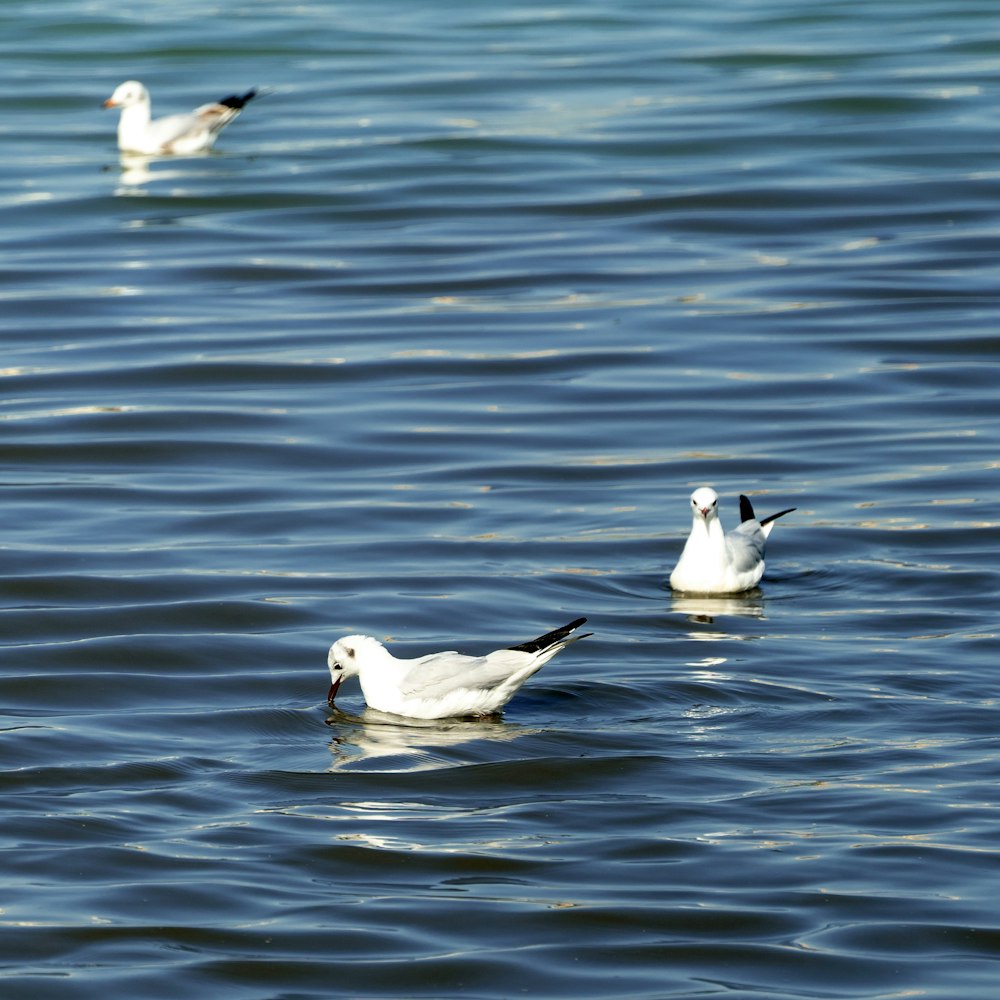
327 617 591 720
103 80 257 155
669 487 795 594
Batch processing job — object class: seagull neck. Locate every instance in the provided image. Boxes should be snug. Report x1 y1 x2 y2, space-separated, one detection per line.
118 101 150 142
120 101 151 128
356 647 405 706
693 515 726 548
116 101 151 149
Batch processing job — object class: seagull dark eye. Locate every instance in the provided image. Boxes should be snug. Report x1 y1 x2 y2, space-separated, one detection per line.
332 662 343 672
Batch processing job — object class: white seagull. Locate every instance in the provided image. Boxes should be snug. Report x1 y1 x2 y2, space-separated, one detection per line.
326 617 591 720
669 487 795 594
103 80 257 155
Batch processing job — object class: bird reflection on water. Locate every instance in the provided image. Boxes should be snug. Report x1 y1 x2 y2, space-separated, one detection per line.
671 589 767 626
324 704 530 773
110 151 222 190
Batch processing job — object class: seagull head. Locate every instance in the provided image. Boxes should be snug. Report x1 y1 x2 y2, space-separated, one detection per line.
326 634 386 704
103 80 149 110
690 486 720 523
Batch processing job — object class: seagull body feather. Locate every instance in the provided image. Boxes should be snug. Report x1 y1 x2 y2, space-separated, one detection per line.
669 487 794 594
327 618 590 720
104 80 257 155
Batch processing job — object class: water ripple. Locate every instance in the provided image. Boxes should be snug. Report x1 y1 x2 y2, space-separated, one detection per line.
3 1 1000 997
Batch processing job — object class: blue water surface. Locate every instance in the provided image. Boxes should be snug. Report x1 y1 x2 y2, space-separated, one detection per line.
2 1 1000 997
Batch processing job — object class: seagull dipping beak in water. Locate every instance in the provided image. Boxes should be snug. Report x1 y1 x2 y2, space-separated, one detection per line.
103 80 257 155
327 617 591 720
669 487 795 595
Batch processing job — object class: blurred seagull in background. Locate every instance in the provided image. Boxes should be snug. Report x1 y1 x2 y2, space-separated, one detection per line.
103 80 257 154
670 487 795 594
326 617 591 720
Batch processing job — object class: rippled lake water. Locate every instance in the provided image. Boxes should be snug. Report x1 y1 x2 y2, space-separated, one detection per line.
3 1 1000 997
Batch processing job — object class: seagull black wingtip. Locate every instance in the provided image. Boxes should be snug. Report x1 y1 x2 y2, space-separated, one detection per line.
740 494 796 528
760 507 797 528
507 617 588 654
218 88 258 110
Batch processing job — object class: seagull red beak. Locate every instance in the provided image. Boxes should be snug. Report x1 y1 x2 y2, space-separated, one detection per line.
699 507 711 517
103 98 117 108
327 676 343 703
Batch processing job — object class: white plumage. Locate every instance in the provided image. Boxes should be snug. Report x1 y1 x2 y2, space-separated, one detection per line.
669 487 794 594
326 618 590 720
103 80 257 155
